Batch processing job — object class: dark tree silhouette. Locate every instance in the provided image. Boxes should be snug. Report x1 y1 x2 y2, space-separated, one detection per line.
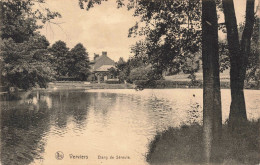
222 0 256 130
202 0 222 163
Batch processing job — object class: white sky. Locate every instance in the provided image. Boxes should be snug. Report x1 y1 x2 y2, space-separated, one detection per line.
39 0 258 62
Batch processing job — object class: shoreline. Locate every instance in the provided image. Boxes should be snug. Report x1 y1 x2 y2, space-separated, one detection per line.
0 80 259 95
46 81 260 90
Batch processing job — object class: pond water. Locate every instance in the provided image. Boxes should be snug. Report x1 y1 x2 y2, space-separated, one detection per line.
1 89 259 165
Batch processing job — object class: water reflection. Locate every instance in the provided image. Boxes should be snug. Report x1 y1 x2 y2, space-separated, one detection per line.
1 89 259 165
1 91 51 165
1 90 91 165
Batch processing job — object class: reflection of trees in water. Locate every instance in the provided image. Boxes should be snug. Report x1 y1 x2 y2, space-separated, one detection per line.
1 90 92 165
1 94 51 165
49 90 91 129
70 92 91 128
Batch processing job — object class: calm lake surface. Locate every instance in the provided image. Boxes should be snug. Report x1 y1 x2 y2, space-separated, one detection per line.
1 89 259 165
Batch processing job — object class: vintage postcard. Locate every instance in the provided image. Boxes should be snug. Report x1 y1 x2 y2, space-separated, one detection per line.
0 0 259 165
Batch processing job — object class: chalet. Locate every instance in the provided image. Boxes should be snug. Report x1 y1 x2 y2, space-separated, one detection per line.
89 51 116 83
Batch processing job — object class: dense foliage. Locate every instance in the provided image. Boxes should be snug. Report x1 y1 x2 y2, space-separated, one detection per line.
48 40 70 79
0 0 60 90
245 17 260 85
111 56 162 83
67 43 91 81
0 35 55 90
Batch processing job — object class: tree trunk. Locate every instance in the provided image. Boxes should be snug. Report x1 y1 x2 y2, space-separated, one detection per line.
222 0 255 130
202 0 222 163
0 1 3 42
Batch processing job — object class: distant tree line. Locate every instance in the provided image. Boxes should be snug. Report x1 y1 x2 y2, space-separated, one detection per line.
109 56 162 83
48 41 90 81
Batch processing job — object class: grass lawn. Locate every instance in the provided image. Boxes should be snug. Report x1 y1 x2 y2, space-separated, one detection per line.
164 69 230 82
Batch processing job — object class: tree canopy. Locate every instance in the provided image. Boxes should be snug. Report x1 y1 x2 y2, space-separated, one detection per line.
0 34 55 90
48 40 70 79
67 43 91 81
0 0 60 90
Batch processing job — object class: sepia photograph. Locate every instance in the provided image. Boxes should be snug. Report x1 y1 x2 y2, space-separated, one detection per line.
0 0 259 165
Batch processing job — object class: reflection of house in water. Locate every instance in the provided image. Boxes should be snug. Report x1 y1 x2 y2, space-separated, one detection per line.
89 51 117 83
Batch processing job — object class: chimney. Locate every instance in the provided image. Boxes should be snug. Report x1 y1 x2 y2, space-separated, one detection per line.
102 51 107 56
94 53 99 61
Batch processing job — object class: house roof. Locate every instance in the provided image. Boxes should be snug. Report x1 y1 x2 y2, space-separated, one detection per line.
95 65 115 72
91 53 115 72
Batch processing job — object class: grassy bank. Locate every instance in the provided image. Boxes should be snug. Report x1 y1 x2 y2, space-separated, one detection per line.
134 80 260 89
146 121 259 165
48 80 259 90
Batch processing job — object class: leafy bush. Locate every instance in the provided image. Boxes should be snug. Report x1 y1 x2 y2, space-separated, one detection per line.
129 66 150 82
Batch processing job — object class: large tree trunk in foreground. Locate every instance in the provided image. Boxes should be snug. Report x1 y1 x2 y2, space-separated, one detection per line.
202 0 222 163
222 0 255 130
